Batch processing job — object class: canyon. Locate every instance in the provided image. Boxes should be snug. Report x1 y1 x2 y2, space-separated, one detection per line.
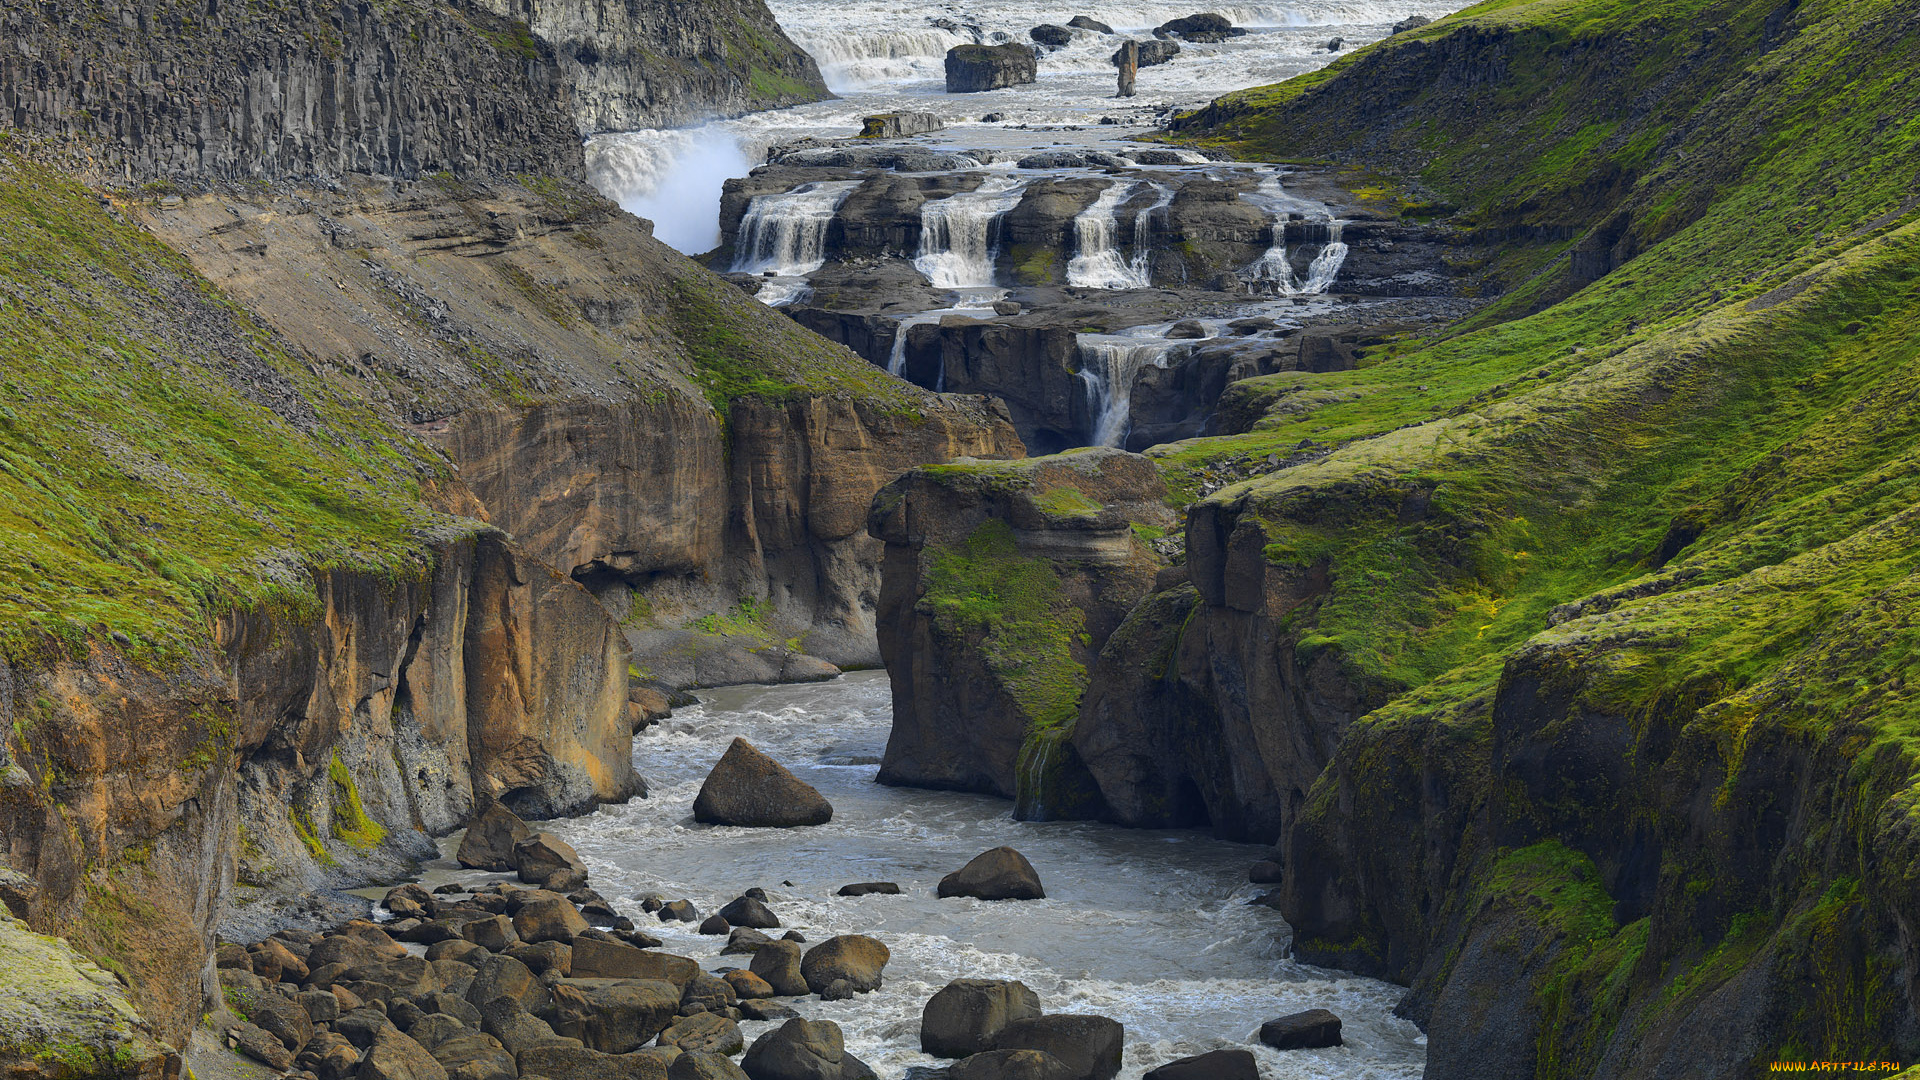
2 0 1918 1077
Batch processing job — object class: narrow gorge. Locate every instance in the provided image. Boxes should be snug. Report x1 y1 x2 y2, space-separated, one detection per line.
2 0 1917 1079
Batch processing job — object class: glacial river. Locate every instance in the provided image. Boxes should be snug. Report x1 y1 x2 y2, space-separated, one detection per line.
531 672 1426 1078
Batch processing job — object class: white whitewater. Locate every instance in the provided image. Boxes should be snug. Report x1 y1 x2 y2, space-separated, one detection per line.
1077 334 1182 446
915 175 1030 291
451 673 1427 1079
730 179 862 306
1302 220 1351 293
1068 180 1174 290
1240 176 1351 295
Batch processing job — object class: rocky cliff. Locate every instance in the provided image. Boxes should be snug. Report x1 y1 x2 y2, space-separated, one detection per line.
868 0 1920 1073
867 449 1171 816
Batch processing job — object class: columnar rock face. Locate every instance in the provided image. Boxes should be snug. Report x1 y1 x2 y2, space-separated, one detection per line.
0 0 582 183
470 0 831 133
868 450 1172 813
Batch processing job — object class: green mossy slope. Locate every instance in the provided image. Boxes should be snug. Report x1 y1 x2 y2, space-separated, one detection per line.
1158 0 1920 1072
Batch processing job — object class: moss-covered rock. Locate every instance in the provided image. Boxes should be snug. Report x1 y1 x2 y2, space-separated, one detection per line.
0 914 172 1079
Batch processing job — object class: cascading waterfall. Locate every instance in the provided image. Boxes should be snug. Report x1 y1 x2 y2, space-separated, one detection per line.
1126 181 1175 286
1076 334 1182 447
1302 220 1350 293
730 180 862 306
1067 181 1151 290
914 176 1030 291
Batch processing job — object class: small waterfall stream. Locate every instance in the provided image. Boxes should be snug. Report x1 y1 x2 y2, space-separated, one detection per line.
1068 180 1157 290
1302 220 1351 293
915 175 1029 291
1076 334 1183 447
1238 173 1350 296
731 179 863 305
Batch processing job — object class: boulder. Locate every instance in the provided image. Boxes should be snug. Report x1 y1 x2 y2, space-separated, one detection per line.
465 954 550 1013
945 43 1038 93
384 884 437 918
673 1050 751 1080
255 937 314 982
514 896 589 944
231 1020 298 1071
718 896 781 929
427 939 487 965
1124 39 1181 67
834 883 900 897
725 970 775 999
989 1016 1124 1080
920 979 1043 1057
403 920 467 945
799 936 889 995
938 847 1046 901
1067 16 1114 34
740 1019 876 1080
515 1042 676 1080
477 998 575 1055
1143 1049 1259 1080
748 940 809 997
680 973 739 1016
458 804 535 872
858 112 946 139
1393 14 1433 33
514 832 589 888
1260 1008 1342 1050
738 1001 801 1023
629 684 673 732
1325 37 1344 51
408 1014 472 1051
723 927 774 955
570 939 699 991
506 940 571 977
337 1008 400 1050
700 915 732 935
658 1012 744 1055
463 915 520 952
1249 860 1284 884
659 899 701 923
694 739 834 827
1030 24 1073 48
548 979 682 1053
299 989 341 1024
358 1026 450 1080
951 1050 1077 1080
297 1030 364 1080
421 994 483 1027
1152 14 1244 42
429 1032 517 1080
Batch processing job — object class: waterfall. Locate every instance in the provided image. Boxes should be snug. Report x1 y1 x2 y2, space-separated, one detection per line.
914 176 1029 291
1076 334 1181 447
1302 221 1350 293
886 311 953 377
730 180 862 305
1012 730 1065 822
1067 181 1144 290
1126 182 1175 286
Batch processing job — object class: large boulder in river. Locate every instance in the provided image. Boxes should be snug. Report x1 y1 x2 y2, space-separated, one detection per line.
693 738 833 827
951 1051 1077 1080
989 1016 1124 1080
514 831 588 888
1030 24 1073 48
859 111 945 139
748 939 810 997
1260 1008 1343 1049
1152 13 1245 42
1143 1049 1259 1080
741 1019 876 1080
946 43 1038 93
1068 16 1114 34
718 895 781 929
938 847 1046 901
458 803 534 871
1133 39 1182 66
921 978 1043 1057
799 935 890 995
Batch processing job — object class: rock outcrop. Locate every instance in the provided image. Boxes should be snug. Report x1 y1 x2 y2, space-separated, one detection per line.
868 450 1173 814
946 44 1039 93
692 739 834 827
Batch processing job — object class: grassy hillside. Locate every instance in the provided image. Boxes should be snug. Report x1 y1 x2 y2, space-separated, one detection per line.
1161 0 1920 1072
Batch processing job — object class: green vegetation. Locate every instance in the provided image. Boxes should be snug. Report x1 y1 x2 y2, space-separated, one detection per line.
327 752 387 853
0 153 460 664
923 520 1089 732
1156 0 1920 1067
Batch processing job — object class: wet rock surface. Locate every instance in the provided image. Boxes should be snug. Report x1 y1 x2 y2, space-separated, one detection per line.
693 739 836 827
946 43 1040 93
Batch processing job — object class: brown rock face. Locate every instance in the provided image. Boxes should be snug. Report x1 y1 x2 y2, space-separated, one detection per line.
867 449 1173 811
458 804 536 872
693 739 834 827
798 935 890 995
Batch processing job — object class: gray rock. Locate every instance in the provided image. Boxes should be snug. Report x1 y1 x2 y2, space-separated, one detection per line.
946 43 1039 93
1015 151 1131 170
718 896 782 929
989 1016 1124 1080
1030 24 1073 48
700 914 732 935
834 883 901 897
1260 1008 1342 1050
672 1049 752 1080
694 739 834 827
658 1012 744 1055
951 1050 1077 1080
659 900 701 923
920 978 1043 1057
547 978 681 1053
1068 17 1115 34
514 832 589 889
740 1019 876 1080
1143 1048 1259 1080
774 147 983 172
570 939 699 991
799 936 889 995
938 847 1046 901
859 112 947 139
738 1001 802 1023
1393 15 1433 33
1153 14 1246 42
748 940 809 997
357 1025 450 1080
1326 37 1345 51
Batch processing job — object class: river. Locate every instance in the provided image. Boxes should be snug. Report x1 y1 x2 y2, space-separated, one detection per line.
520 672 1426 1078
